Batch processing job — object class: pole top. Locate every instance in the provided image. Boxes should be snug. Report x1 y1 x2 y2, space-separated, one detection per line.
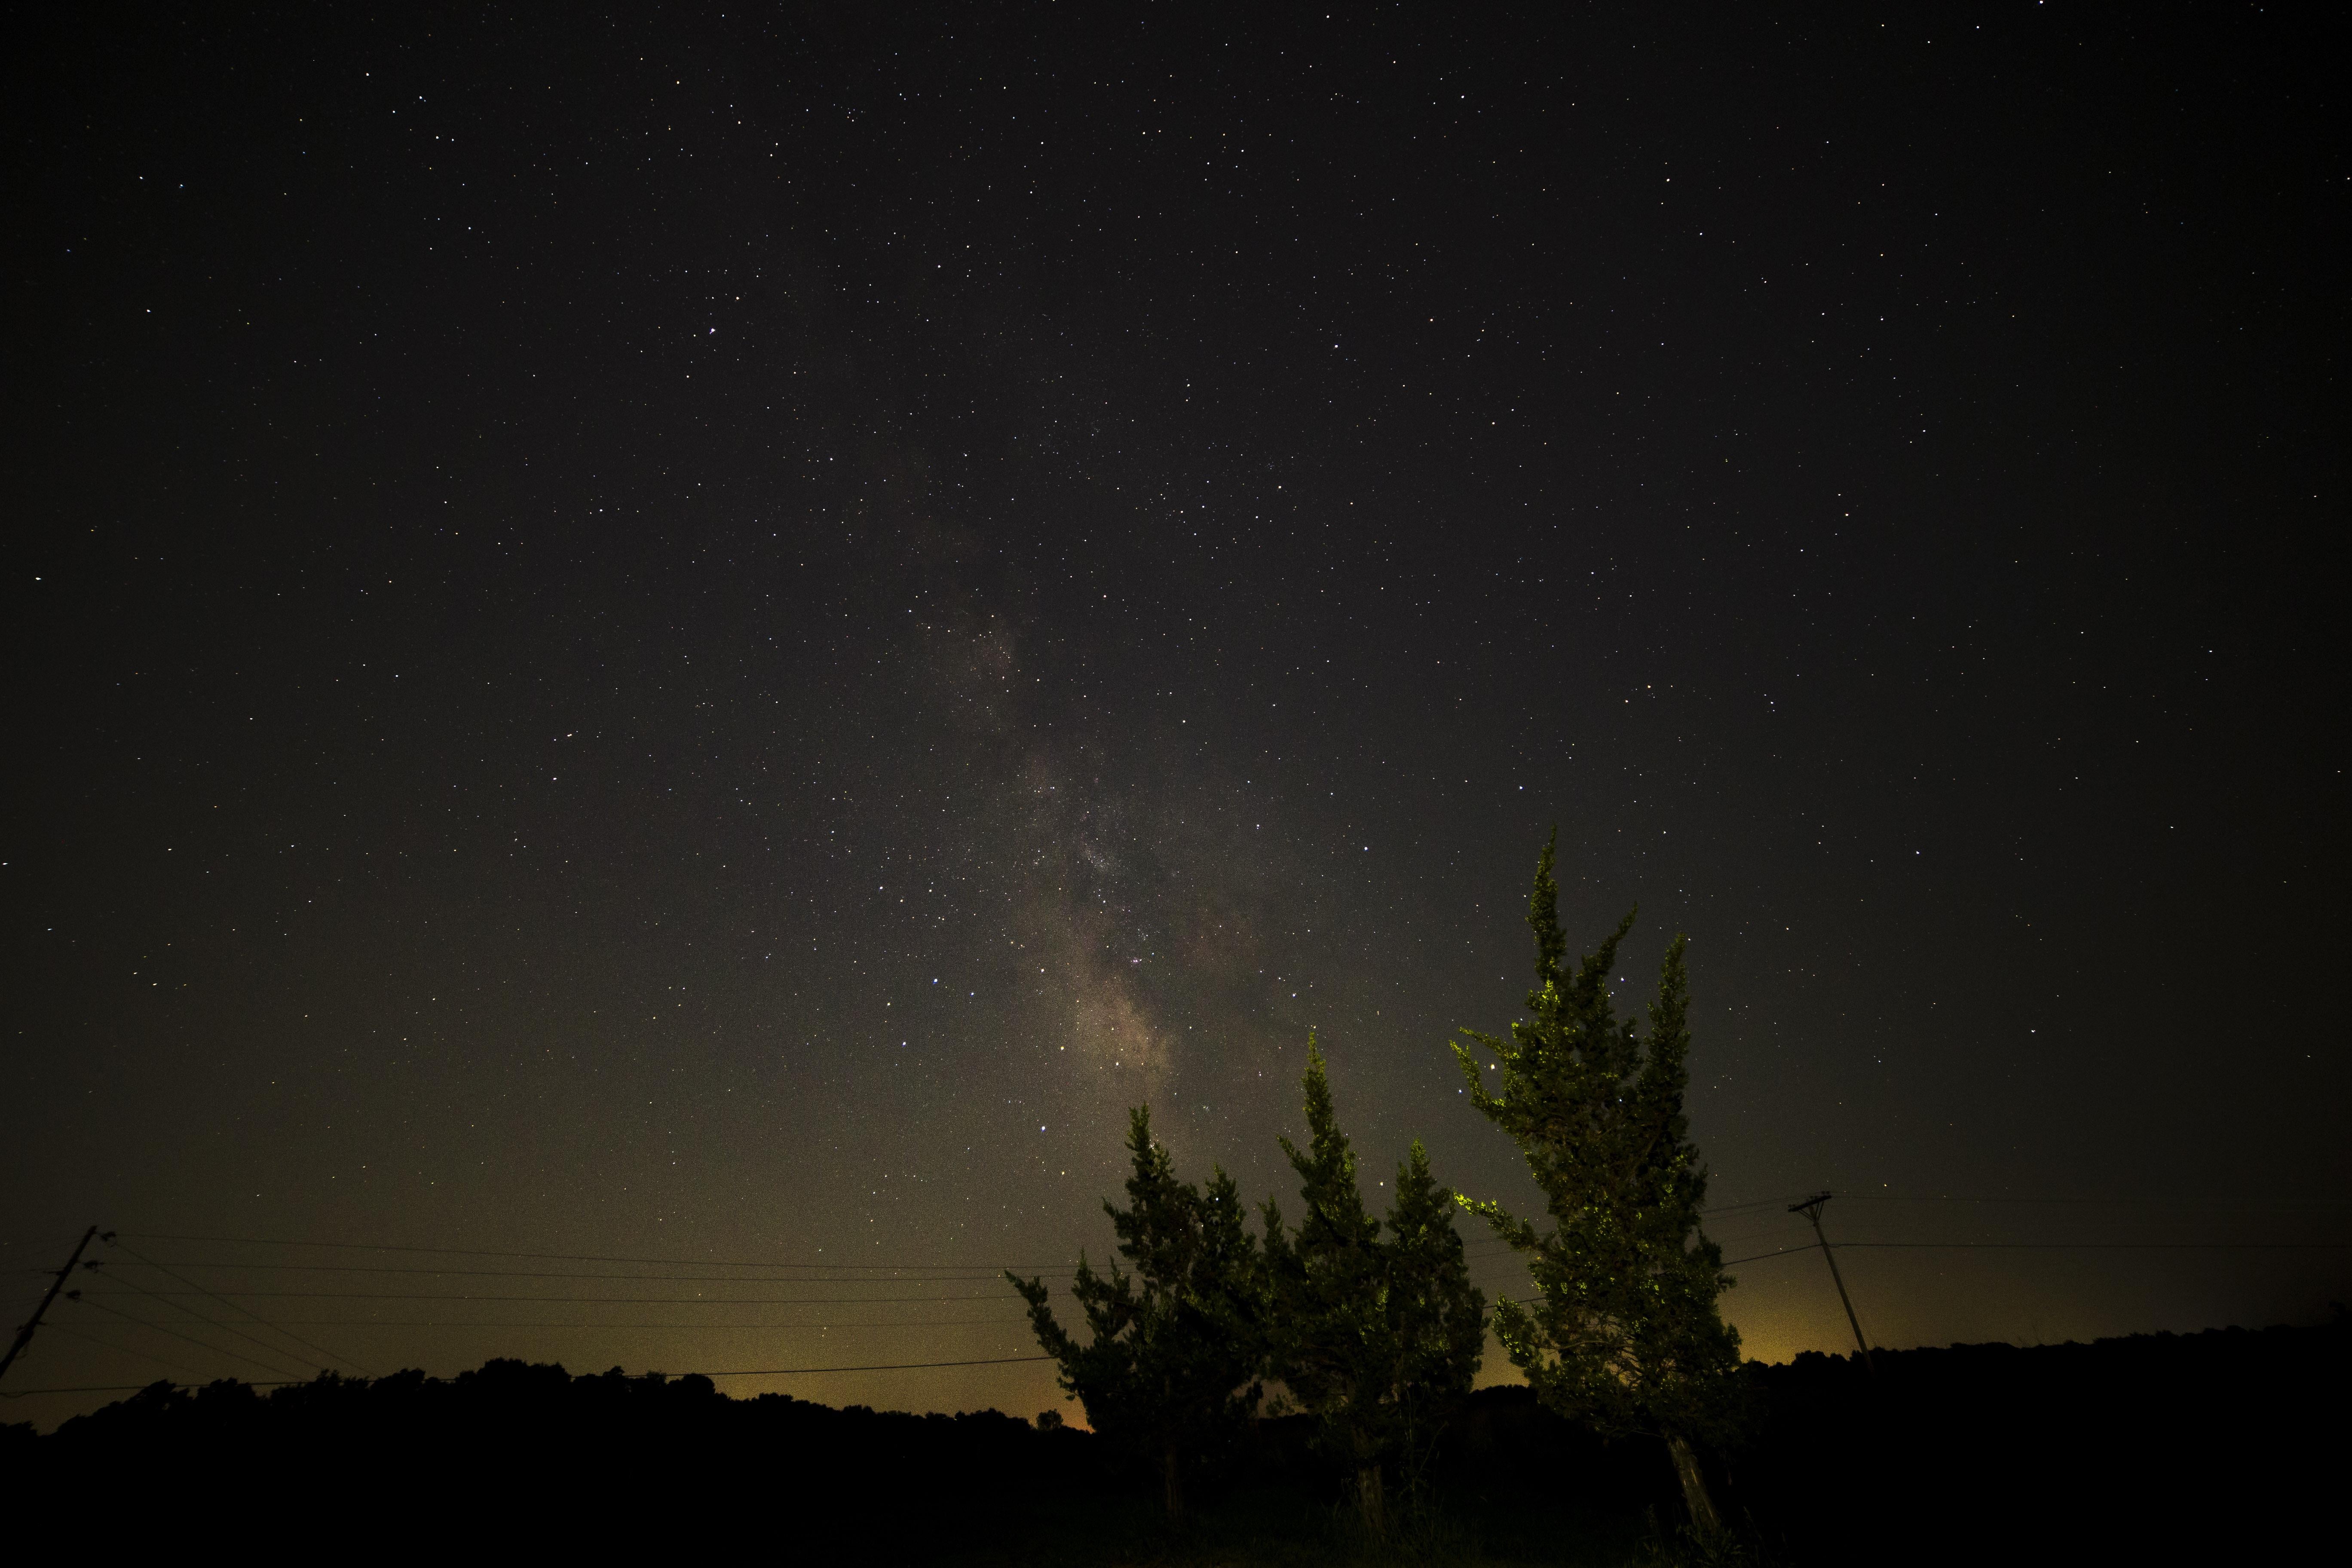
1788 1191 1833 1218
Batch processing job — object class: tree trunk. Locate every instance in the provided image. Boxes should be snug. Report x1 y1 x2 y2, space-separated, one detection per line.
1356 1463 1388 1538
1666 1433 1723 1538
1162 1440 1186 1527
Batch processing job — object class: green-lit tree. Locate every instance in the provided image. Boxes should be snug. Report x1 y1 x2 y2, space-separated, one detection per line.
1452 834 1745 1536
1008 1106 1264 1525
1264 1037 1484 1536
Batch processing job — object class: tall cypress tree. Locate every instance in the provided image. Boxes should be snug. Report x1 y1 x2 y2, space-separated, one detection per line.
1453 834 1744 1535
1008 1106 1264 1525
1265 1038 1483 1535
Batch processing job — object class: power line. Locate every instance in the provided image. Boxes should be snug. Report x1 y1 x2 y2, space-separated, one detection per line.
1836 1195 2352 1209
93 1260 1055 1284
689 1355 1053 1377
79 1290 1029 1305
67 1295 312 1382
96 1214 1780 1285
2 1381 301 1399
1850 1240 2352 1252
116 1233 1082 1273
94 1267 337 1381
109 1240 380 1379
1722 1240 2352 1266
37 1318 211 1383
1693 1204 1834 1222
0 1354 1058 1400
1450 1198 1804 1247
208 1317 1036 1329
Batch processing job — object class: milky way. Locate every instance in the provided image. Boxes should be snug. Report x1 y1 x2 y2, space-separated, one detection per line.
6 6 2343 1430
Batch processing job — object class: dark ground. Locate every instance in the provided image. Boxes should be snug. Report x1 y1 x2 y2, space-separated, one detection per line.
6 1318 2342 1562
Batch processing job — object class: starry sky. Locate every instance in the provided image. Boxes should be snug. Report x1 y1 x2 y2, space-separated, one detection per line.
6 4 2345 1430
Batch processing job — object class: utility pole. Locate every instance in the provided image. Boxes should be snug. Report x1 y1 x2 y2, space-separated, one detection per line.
0 1226 106 1386
1788 1194 1874 1378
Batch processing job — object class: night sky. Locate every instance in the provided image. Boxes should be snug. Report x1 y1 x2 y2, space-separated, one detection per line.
6 4 2345 1430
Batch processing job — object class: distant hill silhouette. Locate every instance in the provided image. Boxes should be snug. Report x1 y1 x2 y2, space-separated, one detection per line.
1736 1318 2350 1563
7 1319 2342 1562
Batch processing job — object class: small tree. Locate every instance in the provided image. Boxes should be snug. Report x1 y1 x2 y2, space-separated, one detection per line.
1381 1136 1486 1510
1265 1038 1484 1536
1008 1106 1264 1525
1453 834 1745 1536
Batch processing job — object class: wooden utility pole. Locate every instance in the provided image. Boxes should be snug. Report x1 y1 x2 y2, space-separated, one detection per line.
0 1226 104 1385
1788 1194 1874 1377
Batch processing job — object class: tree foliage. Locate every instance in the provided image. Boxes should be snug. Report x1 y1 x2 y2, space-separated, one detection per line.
1452 834 1744 1525
1008 1105 1264 1524
1264 1037 1485 1534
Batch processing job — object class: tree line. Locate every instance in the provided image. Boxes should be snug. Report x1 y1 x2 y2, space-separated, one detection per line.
23 1318 2340 1561
1009 835 1747 1539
